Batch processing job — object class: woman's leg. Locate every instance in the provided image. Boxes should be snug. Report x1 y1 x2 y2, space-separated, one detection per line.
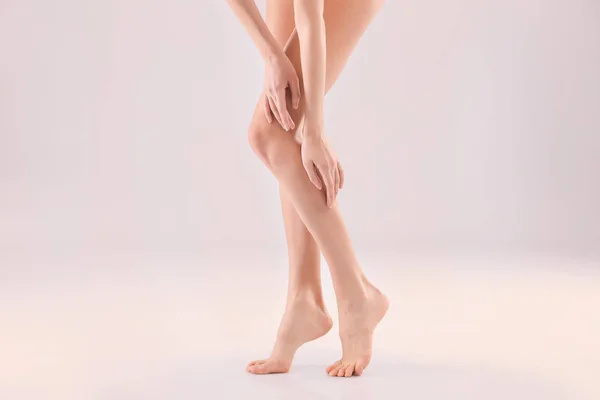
247 0 332 375
248 0 388 377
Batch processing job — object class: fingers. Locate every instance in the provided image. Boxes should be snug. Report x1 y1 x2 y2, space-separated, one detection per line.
266 90 294 131
267 96 283 128
303 161 323 191
334 164 340 199
338 161 345 189
312 161 342 208
321 166 336 208
290 76 301 110
263 95 272 124
275 89 295 131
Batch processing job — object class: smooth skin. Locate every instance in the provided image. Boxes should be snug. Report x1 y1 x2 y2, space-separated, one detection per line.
227 0 388 377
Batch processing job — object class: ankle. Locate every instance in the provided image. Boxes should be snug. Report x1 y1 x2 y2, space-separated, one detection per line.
287 289 325 309
335 285 369 308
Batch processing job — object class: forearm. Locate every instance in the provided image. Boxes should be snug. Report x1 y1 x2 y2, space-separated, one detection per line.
226 0 282 62
294 0 326 132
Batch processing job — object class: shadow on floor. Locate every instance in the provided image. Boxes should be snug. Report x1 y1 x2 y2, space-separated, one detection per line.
247 361 570 400
90 355 572 400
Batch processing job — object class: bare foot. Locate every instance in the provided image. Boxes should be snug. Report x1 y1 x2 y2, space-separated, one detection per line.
247 294 333 374
326 283 389 377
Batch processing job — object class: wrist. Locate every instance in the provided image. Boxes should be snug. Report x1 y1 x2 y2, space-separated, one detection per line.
303 118 324 139
304 96 324 122
304 111 324 128
264 46 285 66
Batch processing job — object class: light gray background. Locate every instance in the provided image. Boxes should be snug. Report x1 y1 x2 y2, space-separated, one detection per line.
1 2 600 399
1 0 599 257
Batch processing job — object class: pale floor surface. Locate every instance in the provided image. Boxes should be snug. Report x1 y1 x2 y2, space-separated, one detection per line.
1 250 599 399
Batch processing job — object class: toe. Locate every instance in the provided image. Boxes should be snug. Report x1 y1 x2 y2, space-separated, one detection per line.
328 365 342 376
247 360 264 368
251 362 269 374
345 364 355 377
355 362 365 376
326 360 341 374
248 362 265 372
337 365 347 377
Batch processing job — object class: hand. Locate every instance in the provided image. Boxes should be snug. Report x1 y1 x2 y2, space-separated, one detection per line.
263 52 301 131
300 125 345 208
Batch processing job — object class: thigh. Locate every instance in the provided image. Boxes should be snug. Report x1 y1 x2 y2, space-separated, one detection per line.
314 0 385 94
266 0 296 48
252 0 385 131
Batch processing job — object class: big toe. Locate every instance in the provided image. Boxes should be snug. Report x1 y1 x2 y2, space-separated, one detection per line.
248 360 289 375
246 360 265 371
355 359 368 376
247 359 265 367
249 362 271 374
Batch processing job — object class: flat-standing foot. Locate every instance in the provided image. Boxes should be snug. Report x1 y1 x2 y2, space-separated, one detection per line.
247 294 333 374
326 283 389 377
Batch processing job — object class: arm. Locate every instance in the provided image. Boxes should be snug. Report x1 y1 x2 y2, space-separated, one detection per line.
293 0 343 207
225 0 281 62
293 0 326 133
226 0 300 130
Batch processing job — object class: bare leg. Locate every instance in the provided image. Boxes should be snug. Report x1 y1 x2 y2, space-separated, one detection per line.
247 0 332 375
248 0 389 377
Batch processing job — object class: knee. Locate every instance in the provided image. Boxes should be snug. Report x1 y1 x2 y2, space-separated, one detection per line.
247 119 291 171
247 119 270 162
